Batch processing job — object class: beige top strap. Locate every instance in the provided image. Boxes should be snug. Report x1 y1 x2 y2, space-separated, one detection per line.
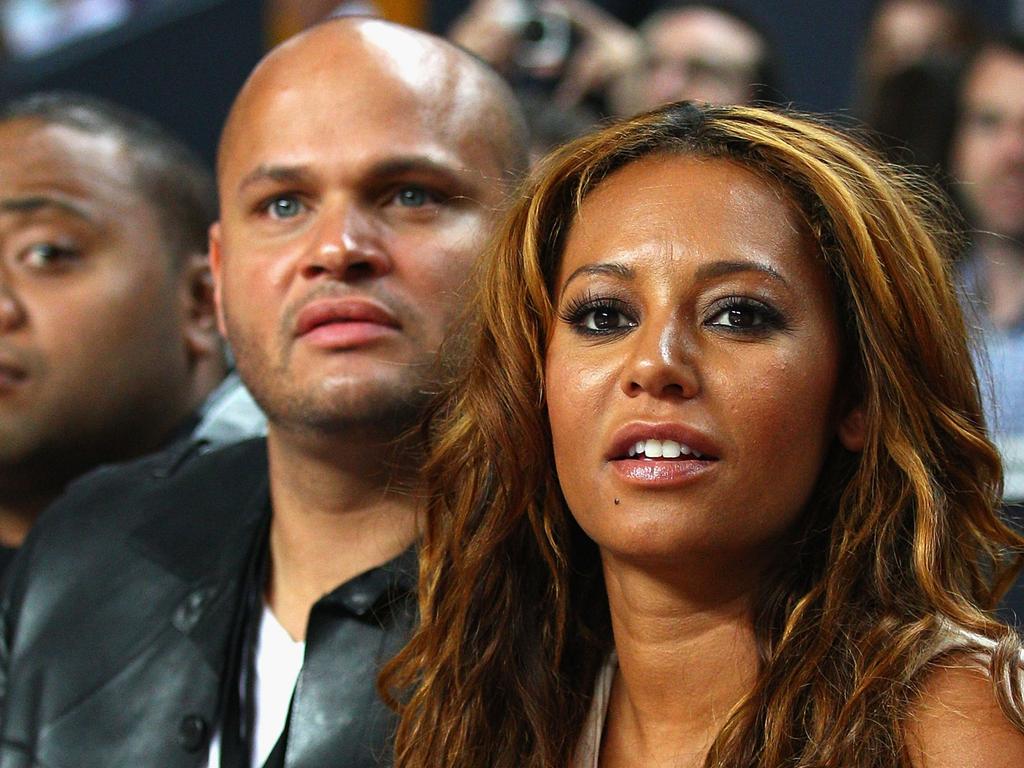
572 655 617 768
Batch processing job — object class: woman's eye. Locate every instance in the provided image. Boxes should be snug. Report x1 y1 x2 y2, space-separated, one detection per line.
561 299 638 336
264 195 305 220
707 302 778 331
21 242 79 269
582 306 632 331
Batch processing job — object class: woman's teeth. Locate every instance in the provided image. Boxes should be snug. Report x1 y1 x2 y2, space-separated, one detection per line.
627 439 703 459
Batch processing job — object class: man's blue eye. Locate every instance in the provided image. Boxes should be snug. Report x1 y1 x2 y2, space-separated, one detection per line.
395 187 430 207
268 197 303 219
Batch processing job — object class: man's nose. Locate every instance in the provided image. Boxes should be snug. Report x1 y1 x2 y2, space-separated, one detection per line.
0 272 26 332
618 314 700 399
1001 124 1024 161
299 200 391 282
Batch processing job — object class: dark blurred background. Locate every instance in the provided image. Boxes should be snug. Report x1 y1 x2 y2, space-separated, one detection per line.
0 0 1017 166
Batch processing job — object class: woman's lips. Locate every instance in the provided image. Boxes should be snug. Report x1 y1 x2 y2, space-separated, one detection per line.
606 423 721 462
605 424 720 488
611 457 716 487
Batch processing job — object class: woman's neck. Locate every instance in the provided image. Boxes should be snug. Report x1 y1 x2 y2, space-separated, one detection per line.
598 553 762 768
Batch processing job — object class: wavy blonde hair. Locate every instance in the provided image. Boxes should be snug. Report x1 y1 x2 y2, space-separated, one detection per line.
382 101 1024 767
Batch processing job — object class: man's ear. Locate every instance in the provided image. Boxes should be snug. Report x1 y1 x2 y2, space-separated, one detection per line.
208 222 228 338
179 249 220 362
838 403 867 452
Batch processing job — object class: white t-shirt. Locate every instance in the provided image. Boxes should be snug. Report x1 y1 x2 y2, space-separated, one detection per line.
207 604 306 768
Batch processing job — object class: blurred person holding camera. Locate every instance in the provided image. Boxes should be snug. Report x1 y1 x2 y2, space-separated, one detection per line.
451 0 779 157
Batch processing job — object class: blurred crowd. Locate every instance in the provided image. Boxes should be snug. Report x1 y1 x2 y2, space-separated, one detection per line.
0 0 156 58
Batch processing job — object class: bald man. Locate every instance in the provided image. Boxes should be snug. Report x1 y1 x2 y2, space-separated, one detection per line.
0 18 527 768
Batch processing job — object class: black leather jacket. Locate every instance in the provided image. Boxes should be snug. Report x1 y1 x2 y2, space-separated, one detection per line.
0 439 413 768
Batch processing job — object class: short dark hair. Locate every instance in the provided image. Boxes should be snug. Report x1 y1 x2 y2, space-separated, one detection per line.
0 92 217 266
973 31 1024 64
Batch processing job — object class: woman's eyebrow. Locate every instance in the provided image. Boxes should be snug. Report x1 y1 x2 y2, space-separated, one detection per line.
695 259 789 286
559 258 788 295
560 262 635 294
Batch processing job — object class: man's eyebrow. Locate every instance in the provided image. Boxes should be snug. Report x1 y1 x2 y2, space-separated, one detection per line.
0 195 94 221
364 156 467 183
236 157 475 194
560 262 635 294
237 165 313 193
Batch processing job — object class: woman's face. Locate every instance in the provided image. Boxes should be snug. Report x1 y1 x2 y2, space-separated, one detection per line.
545 155 863 572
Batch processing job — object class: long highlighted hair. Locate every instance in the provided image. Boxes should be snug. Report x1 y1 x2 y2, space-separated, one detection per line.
383 101 1024 767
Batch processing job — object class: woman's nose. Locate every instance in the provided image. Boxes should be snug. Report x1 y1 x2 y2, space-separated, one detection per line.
618 315 700 399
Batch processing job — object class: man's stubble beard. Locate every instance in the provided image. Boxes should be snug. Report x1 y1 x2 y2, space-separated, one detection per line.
229 329 437 439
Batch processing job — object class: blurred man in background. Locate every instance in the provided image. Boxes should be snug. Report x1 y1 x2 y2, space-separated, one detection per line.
855 0 978 176
0 93 262 573
0 18 526 768
949 35 1024 623
858 0 977 105
950 35 1024 504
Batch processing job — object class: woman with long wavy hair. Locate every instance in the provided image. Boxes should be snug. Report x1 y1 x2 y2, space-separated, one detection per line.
382 101 1024 767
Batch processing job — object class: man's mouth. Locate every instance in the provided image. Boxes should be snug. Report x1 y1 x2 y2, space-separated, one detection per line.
294 297 400 337
0 361 28 390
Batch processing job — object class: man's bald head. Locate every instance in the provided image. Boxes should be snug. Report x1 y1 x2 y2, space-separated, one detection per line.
219 17 528 185
209 17 528 440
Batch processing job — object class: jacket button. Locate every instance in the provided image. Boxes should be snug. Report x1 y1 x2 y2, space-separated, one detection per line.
177 715 209 753
173 587 215 633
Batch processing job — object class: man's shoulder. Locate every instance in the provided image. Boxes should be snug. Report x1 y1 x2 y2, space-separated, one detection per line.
18 437 269 576
0 444 268 762
3 437 268 645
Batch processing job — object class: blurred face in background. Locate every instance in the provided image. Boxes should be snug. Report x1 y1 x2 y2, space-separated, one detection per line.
864 0 970 81
951 47 1024 242
0 118 200 486
611 7 764 115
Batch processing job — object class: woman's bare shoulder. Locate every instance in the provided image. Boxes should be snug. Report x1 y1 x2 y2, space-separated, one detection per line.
906 657 1024 768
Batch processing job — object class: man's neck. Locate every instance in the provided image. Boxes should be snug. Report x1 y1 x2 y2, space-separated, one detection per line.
0 490 53 548
974 237 1024 329
0 462 80 547
263 425 420 640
